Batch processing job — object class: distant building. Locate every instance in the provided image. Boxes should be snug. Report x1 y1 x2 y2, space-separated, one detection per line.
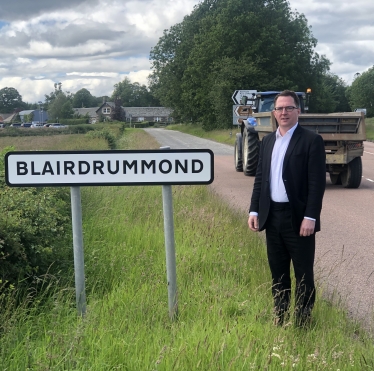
0 112 20 124
0 113 14 123
74 107 100 124
19 109 48 124
124 107 173 124
73 103 173 124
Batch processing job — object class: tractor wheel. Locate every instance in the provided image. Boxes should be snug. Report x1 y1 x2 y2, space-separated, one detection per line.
329 173 342 185
234 133 243 172
243 127 259 176
341 157 362 188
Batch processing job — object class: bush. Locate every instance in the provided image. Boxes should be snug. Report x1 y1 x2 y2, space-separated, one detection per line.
59 118 88 125
0 148 72 293
86 128 117 149
65 124 96 134
125 121 152 129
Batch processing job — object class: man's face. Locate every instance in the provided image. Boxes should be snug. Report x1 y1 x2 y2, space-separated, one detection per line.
273 96 300 131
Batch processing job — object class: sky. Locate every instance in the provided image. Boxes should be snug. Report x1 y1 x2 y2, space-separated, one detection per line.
0 0 373 104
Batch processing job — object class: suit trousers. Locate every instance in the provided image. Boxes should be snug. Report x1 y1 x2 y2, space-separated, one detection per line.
265 201 316 319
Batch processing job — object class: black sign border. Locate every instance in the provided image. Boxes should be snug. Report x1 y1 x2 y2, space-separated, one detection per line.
5 149 214 187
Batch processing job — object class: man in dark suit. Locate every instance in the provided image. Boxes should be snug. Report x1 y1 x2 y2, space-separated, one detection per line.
248 90 326 327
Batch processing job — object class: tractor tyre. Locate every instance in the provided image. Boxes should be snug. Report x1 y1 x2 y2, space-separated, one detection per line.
329 173 342 185
234 133 243 172
341 157 362 188
243 127 259 176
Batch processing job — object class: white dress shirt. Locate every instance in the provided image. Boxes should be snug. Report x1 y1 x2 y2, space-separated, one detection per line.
270 124 298 202
249 123 315 221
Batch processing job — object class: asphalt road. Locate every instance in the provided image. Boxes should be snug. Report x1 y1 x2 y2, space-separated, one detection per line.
145 128 374 331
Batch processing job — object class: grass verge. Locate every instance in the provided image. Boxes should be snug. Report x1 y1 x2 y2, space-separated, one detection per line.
167 123 238 146
168 117 374 144
0 129 374 370
365 117 374 141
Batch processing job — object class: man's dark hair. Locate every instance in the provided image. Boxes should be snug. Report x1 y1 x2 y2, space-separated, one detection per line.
274 90 300 108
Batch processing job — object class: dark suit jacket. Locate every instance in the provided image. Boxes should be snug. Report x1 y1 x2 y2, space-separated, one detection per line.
249 124 326 234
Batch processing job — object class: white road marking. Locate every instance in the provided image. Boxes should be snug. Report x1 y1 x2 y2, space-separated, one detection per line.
366 178 374 182
364 151 374 155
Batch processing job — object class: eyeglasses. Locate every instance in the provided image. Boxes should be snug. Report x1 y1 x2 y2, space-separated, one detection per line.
274 106 298 112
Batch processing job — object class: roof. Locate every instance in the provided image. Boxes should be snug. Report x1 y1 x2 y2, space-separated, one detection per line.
0 113 13 121
75 105 173 119
74 107 99 117
3 113 18 123
19 110 35 115
124 107 173 117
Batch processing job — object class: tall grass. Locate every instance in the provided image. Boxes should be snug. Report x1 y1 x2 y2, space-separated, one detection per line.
167 123 237 146
365 117 374 141
0 130 374 370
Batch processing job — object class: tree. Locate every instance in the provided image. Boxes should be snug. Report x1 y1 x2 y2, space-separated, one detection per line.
149 0 331 129
72 88 95 108
0 87 27 113
309 73 351 113
47 93 74 121
111 98 125 121
91 95 106 106
60 101 74 119
26 112 34 122
111 77 160 107
347 66 374 117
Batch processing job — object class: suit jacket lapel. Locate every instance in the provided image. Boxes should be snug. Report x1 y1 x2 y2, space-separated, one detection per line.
265 132 276 176
283 124 302 173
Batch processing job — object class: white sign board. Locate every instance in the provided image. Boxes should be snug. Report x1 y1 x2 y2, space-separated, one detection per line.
5 149 214 187
232 90 257 105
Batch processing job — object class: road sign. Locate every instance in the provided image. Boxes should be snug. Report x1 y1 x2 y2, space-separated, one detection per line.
5 147 214 318
234 105 252 116
233 105 254 126
232 90 257 104
5 149 214 187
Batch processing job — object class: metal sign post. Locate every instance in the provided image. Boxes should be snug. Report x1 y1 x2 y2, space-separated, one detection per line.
162 182 178 319
5 149 214 319
70 186 87 316
160 146 178 319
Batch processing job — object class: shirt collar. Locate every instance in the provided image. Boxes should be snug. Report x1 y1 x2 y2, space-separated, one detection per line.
276 122 298 139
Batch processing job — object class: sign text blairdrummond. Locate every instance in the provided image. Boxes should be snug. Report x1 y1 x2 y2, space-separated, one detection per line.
5 150 214 186
16 159 204 176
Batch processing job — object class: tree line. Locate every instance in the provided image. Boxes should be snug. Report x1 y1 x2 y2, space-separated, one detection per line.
1 0 373 127
0 78 160 122
149 0 373 127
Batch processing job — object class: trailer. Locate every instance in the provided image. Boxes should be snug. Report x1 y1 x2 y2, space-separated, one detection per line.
233 90 366 188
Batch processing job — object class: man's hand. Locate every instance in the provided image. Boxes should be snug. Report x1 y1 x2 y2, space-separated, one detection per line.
299 218 315 236
248 215 259 232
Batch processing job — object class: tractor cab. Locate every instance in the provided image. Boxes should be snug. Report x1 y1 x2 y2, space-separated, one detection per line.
241 91 309 114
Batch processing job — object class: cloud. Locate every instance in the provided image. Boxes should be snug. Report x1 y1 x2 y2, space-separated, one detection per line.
289 0 374 82
0 0 195 102
0 0 101 21
0 0 373 103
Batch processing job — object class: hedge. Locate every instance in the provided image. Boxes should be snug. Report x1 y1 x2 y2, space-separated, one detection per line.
0 148 72 295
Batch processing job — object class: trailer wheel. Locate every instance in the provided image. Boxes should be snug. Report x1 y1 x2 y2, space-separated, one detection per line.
329 173 342 185
243 127 259 176
234 133 243 172
341 157 362 188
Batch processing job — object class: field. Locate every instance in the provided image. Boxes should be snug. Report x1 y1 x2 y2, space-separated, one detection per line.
1 129 374 370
